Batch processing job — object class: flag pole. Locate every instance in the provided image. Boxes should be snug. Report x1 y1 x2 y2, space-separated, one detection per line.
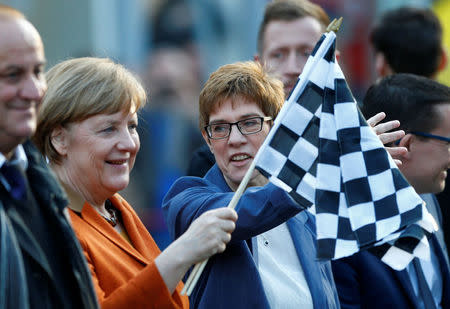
326 17 343 32
182 18 344 295
181 158 258 295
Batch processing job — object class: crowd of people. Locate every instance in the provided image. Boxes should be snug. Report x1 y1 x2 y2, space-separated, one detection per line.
0 1 449 309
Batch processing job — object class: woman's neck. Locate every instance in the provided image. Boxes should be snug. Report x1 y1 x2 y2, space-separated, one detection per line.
60 181 88 212
51 163 106 212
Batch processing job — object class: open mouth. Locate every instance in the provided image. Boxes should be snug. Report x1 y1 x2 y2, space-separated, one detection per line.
106 159 127 165
231 154 251 162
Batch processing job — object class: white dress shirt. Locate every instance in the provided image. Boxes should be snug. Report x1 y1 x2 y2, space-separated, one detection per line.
257 221 313 308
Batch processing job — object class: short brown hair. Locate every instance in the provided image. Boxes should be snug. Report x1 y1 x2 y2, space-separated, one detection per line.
34 57 147 164
199 61 284 130
257 0 330 55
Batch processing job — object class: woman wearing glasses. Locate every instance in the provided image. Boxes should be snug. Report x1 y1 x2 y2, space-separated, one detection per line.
162 61 341 309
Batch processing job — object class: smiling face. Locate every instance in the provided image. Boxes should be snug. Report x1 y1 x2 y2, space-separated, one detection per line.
258 17 323 96
53 106 140 205
401 104 450 194
202 96 271 191
0 18 46 158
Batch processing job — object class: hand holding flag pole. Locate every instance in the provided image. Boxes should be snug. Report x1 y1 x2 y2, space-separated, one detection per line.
181 17 344 296
181 159 258 295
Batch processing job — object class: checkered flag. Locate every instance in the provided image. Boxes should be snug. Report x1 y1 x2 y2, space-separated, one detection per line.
254 31 437 270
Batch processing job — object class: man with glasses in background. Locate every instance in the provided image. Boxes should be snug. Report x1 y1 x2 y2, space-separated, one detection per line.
369 6 450 257
332 73 450 309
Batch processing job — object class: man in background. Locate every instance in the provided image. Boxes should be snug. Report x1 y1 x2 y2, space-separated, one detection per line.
331 8 450 308
333 73 450 308
370 7 447 80
253 0 329 96
370 7 450 255
0 5 98 308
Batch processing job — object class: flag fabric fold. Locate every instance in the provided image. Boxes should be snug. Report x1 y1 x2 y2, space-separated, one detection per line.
253 31 437 270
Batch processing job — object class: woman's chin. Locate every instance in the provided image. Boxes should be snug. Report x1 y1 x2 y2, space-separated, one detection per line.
105 179 129 195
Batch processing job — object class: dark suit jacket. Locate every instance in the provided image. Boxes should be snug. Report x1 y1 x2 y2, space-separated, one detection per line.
0 141 98 308
163 164 340 309
332 235 450 309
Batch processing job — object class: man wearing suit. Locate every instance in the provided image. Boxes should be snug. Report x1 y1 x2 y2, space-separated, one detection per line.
370 6 450 257
0 6 98 308
332 74 450 308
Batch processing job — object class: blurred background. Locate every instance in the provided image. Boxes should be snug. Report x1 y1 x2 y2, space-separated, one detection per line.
3 0 450 249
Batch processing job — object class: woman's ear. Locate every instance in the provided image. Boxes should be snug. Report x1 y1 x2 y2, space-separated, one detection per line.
201 130 214 154
50 126 68 156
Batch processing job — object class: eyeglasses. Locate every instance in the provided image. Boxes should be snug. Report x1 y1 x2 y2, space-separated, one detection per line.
410 131 450 144
205 116 272 140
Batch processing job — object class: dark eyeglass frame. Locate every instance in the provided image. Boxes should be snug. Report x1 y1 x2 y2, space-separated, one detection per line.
205 116 272 140
410 131 450 144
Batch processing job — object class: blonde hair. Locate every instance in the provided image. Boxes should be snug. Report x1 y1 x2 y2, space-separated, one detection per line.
199 61 284 130
34 57 147 164
0 4 25 20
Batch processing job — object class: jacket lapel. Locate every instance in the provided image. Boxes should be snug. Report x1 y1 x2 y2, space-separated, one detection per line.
111 195 160 260
80 200 149 265
6 206 53 277
431 234 450 307
393 230 450 308
392 268 419 307
287 212 323 308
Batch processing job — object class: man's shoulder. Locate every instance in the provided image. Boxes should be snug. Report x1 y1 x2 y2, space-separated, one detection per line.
187 144 215 177
23 140 68 210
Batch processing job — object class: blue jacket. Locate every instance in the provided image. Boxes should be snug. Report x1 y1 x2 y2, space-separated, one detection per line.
163 164 340 309
332 235 450 309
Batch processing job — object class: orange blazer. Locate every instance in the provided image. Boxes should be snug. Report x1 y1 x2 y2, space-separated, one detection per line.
68 194 189 309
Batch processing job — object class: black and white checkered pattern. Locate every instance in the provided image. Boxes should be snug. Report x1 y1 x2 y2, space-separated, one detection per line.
254 32 436 270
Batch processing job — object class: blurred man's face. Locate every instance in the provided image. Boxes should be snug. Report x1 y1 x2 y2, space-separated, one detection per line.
401 104 450 194
258 17 323 96
0 18 46 158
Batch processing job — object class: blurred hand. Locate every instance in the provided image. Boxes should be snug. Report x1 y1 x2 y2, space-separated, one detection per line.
367 112 407 166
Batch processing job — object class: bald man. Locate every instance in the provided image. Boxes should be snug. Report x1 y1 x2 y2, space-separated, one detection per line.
0 5 98 308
